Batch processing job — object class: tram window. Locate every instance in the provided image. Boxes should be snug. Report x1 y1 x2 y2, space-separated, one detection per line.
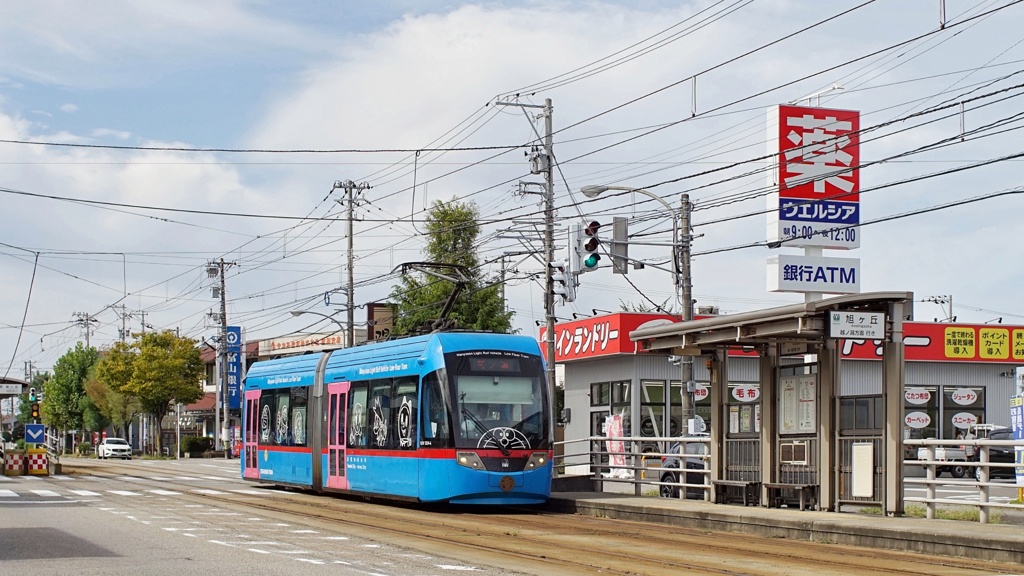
258 393 276 446
291 387 308 447
393 376 417 450
275 392 292 445
370 379 393 449
348 382 369 448
421 370 449 445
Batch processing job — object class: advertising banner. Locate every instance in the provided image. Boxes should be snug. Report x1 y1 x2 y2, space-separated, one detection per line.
767 105 860 249
1011 394 1023 487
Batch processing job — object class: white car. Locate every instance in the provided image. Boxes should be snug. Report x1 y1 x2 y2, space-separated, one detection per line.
97 437 132 459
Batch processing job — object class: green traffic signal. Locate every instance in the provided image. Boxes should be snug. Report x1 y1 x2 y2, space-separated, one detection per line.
583 253 600 268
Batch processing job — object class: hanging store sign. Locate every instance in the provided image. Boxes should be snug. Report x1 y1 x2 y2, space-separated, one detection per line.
225 325 243 410
766 104 860 249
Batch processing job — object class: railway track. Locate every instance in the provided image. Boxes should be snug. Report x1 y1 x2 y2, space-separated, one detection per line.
64 459 1022 576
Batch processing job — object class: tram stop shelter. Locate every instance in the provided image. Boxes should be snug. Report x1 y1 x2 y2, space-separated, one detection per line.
629 291 912 515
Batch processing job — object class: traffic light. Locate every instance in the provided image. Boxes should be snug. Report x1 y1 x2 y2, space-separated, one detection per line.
578 220 602 272
31 403 40 419
28 387 37 402
550 260 575 303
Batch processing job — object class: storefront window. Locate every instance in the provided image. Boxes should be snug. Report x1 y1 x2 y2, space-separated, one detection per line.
942 386 985 439
903 385 938 443
590 382 610 406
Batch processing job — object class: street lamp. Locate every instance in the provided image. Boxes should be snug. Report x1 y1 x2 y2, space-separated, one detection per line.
580 184 698 434
579 185 680 307
290 310 349 347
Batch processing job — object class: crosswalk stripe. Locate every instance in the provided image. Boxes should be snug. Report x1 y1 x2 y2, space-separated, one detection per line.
108 490 142 496
30 490 61 497
150 490 182 496
192 489 227 495
0 489 17 497
70 490 101 496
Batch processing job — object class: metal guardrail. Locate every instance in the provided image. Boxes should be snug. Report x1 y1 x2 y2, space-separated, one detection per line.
554 435 711 499
904 437 1023 524
555 435 1021 523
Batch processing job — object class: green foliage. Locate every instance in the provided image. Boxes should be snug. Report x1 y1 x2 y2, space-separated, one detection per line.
390 198 514 335
15 439 26 450
44 342 100 432
76 441 93 455
91 341 144 437
128 331 205 455
181 436 215 454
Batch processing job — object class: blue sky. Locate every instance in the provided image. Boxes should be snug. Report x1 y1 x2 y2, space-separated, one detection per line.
1 0 1023 376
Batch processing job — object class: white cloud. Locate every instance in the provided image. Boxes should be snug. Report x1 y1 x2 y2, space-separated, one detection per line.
91 128 132 140
60 103 78 113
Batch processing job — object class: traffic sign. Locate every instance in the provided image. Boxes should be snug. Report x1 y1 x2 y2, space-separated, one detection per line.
25 423 45 444
0 383 23 395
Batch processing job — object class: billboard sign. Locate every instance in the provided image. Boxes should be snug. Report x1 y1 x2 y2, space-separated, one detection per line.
767 105 860 249
842 323 1024 363
767 254 860 294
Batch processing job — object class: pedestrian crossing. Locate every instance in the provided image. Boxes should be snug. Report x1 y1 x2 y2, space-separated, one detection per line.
0 473 268 501
0 486 267 499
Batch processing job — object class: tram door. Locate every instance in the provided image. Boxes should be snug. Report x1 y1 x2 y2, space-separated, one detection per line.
243 390 261 479
326 382 350 489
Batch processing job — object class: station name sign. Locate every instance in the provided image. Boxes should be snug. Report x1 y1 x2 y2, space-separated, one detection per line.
829 311 884 339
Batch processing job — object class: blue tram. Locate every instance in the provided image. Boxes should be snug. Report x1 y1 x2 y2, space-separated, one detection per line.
241 332 553 504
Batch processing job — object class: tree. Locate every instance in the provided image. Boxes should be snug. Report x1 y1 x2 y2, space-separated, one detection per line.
390 198 513 335
125 330 205 455
43 342 99 441
92 341 144 438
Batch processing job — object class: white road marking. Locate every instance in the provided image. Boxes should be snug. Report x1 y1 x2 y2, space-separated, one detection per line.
31 490 61 497
108 490 142 496
69 490 101 496
0 489 17 497
150 490 181 496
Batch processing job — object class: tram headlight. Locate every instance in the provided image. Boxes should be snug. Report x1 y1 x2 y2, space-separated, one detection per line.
456 451 485 470
525 452 548 470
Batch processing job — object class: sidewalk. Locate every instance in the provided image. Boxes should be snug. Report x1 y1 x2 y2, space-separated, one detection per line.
547 489 1024 565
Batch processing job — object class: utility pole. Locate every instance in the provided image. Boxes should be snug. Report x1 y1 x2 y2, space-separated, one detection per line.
496 98 556 401
542 98 556 401
335 180 370 348
208 258 236 451
72 312 98 347
678 194 696 432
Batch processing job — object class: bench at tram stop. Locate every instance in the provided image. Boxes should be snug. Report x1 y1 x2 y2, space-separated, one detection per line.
764 482 817 511
712 479 761 506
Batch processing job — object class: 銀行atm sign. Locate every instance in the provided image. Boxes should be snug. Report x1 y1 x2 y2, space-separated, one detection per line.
767 104 860 250
540 313 678 362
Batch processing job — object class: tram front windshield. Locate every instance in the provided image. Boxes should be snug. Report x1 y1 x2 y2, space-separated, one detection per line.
446 351 549 451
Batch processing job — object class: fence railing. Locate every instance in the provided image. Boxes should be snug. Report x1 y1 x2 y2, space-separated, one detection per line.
903 437 1023 524
555 435 711 499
